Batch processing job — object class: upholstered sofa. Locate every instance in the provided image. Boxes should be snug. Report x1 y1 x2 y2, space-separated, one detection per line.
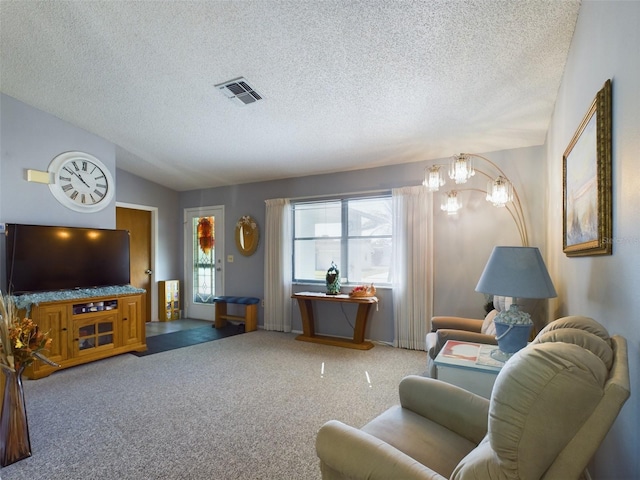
316 316 630 479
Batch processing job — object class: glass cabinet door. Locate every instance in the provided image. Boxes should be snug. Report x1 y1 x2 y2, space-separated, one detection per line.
74 315 117 356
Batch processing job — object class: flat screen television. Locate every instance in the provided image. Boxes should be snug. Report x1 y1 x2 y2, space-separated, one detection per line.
5 223 131 294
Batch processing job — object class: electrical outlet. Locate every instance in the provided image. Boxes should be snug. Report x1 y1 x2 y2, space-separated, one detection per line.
261 299 265 307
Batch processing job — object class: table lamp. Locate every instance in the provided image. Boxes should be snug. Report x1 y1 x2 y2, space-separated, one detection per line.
476 246 557 360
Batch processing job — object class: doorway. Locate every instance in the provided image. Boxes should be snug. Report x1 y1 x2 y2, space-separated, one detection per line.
116 205 155 322
184 206 224 320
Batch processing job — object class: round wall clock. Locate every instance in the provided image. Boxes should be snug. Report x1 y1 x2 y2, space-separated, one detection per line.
48 151 114 213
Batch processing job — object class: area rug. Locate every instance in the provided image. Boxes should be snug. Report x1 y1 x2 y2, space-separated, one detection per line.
131 324 244 356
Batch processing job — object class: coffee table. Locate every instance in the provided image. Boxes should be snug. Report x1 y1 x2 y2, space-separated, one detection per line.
433 340 505 398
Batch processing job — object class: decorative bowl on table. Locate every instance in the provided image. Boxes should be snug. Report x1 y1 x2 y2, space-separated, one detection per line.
349 284 376 297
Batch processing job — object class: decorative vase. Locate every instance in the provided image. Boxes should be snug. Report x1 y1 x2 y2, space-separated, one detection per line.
0 364 32 467
325 262 340 295
494 321 532 354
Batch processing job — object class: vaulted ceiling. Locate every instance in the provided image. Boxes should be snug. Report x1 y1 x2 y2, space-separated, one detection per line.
0 1 580 191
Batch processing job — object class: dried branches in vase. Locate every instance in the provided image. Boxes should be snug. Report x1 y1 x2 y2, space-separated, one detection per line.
0 293 58 467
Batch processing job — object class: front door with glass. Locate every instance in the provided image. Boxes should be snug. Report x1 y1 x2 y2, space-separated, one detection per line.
184 206 224 320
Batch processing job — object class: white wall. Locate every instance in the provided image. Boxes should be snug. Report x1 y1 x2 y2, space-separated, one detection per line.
545 2 640 478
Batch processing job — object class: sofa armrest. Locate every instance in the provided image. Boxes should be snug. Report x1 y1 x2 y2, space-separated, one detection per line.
430 316 483 333
316 420 447 480
436 329 497 346
398 376 489 444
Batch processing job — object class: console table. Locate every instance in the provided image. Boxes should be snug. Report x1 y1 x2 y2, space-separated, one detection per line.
292 292 378 350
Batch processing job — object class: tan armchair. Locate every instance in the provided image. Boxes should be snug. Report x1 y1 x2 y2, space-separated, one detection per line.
425 296 509 377
316 316 630 480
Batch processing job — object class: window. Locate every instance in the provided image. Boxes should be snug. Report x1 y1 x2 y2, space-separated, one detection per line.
293 196 392 285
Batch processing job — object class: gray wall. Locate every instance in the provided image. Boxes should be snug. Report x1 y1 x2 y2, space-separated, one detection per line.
0 95 182 308
545 2 639 478
115 168 181 288
0 85 546 344
180 144 545 342
0 94 115 228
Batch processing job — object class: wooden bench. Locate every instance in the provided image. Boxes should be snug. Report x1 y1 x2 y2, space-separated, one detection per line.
212 296 260 332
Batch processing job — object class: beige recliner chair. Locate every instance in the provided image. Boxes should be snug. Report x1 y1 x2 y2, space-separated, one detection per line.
425 296 508 377
316 316 630 480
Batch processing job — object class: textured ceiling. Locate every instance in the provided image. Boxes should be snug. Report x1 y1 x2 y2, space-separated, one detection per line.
0 0 580 192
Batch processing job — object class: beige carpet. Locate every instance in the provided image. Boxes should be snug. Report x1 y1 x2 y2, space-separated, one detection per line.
4 330 426 480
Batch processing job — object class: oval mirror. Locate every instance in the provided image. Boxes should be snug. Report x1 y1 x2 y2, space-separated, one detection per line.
235 215 259 256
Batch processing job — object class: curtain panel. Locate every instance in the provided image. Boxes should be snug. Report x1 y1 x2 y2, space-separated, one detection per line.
263 198 292 332
392 186 433 350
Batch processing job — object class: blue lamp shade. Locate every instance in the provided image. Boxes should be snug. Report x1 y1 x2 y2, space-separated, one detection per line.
475 247 557 299
477 247 556 360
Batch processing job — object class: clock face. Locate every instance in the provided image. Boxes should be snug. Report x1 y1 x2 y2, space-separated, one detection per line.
48 152 114 212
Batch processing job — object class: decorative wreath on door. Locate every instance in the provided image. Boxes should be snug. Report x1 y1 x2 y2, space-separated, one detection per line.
197 217 214 255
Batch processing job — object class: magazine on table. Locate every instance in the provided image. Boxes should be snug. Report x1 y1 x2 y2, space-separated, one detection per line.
441 340 481 362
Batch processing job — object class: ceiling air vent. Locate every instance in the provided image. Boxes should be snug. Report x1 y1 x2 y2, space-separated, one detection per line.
215 77 263 105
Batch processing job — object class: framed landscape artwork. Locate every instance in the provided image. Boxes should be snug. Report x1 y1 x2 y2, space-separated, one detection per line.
563 79 612 257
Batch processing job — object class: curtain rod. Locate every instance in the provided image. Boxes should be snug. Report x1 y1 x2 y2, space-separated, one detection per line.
270 187 393 203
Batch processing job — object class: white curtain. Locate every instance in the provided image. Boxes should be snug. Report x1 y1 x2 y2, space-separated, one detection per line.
263 198 292 332
392 186 433 350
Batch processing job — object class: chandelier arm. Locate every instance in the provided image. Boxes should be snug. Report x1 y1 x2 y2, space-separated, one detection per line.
508 194 528 246
461 188 528 246
467 159 529 246
472 169 493 182
462 153 509 179
506 204 528 247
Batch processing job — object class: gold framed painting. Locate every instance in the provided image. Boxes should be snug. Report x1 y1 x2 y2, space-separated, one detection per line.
563 79 612 257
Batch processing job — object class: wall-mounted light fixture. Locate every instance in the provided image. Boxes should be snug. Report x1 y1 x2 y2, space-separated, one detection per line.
424 153 528 246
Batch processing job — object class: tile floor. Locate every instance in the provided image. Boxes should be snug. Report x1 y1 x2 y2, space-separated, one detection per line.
145 319 215 337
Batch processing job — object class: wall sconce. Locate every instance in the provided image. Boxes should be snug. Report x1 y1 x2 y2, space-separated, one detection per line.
425 153 528 246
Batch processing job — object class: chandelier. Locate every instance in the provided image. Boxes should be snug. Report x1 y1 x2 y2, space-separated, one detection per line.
449 153 475 184
424 153 528 246
441 191 462 215
486 175 513 207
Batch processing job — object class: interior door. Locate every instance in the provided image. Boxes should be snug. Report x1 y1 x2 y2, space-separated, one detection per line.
184 206 224 320
116 207 152 322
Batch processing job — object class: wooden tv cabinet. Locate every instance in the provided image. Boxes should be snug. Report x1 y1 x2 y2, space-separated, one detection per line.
20 293 146 379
